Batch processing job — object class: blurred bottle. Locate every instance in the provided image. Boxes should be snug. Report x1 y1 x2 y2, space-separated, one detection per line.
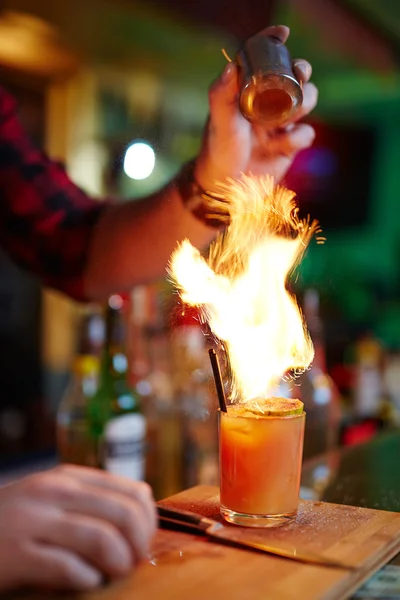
87 295 146 480
291 290 342 500
169 304 218 490
297 289 342 459
57 309 103 467
352 332 384 419
129 283 182 498
382 350 400 428
57 355 100 466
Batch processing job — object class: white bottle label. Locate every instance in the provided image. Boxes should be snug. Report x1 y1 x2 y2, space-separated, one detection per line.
103 414 146 481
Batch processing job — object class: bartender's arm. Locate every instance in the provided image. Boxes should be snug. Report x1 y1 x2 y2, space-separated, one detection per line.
0 25 317 302
0 25 317 593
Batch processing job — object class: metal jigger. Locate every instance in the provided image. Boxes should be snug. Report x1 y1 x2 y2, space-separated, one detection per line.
236 34 303 126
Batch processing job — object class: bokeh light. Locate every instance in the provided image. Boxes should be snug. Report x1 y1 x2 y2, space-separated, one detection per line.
123 141 156 180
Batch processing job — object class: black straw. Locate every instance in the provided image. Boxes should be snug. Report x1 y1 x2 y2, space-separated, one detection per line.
208 348 227 412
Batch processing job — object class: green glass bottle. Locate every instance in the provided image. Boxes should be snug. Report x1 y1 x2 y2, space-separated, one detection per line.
87 295 146 480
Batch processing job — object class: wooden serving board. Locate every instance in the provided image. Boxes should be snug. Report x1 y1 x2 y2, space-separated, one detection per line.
6 485 400 600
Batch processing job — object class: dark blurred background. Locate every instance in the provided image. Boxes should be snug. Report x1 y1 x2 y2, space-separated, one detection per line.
1 0 400 491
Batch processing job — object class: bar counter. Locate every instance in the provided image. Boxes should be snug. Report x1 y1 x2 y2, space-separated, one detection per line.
1 432 400 600
301 431 400 512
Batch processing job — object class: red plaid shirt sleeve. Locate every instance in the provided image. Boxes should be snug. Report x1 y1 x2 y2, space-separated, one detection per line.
0 86 106 301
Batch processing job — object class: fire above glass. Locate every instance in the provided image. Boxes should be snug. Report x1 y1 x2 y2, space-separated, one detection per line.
169 173 322 528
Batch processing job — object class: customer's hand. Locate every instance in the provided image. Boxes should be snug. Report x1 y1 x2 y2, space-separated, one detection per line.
195 25 318 190
0 464 157 592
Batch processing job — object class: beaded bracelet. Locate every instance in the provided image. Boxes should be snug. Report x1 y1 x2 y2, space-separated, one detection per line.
176 160 231 229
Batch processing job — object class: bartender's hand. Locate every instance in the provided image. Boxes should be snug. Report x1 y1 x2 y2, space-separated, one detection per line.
0 465 157 592
195 25 318 190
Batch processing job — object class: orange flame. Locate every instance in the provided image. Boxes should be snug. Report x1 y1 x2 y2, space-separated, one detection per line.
169 174 320 403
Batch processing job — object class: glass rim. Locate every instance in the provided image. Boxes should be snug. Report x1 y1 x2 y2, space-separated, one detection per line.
218 407 305 421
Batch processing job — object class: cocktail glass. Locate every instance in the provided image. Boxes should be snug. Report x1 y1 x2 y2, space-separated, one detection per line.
219 401 305 527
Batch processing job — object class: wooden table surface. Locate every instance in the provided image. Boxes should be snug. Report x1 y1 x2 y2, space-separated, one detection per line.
5 485 400 600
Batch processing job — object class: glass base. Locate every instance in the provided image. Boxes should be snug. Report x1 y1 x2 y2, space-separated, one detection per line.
220 505 296 528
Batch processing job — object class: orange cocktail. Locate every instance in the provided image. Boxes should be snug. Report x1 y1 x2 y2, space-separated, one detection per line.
219 398 305 527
